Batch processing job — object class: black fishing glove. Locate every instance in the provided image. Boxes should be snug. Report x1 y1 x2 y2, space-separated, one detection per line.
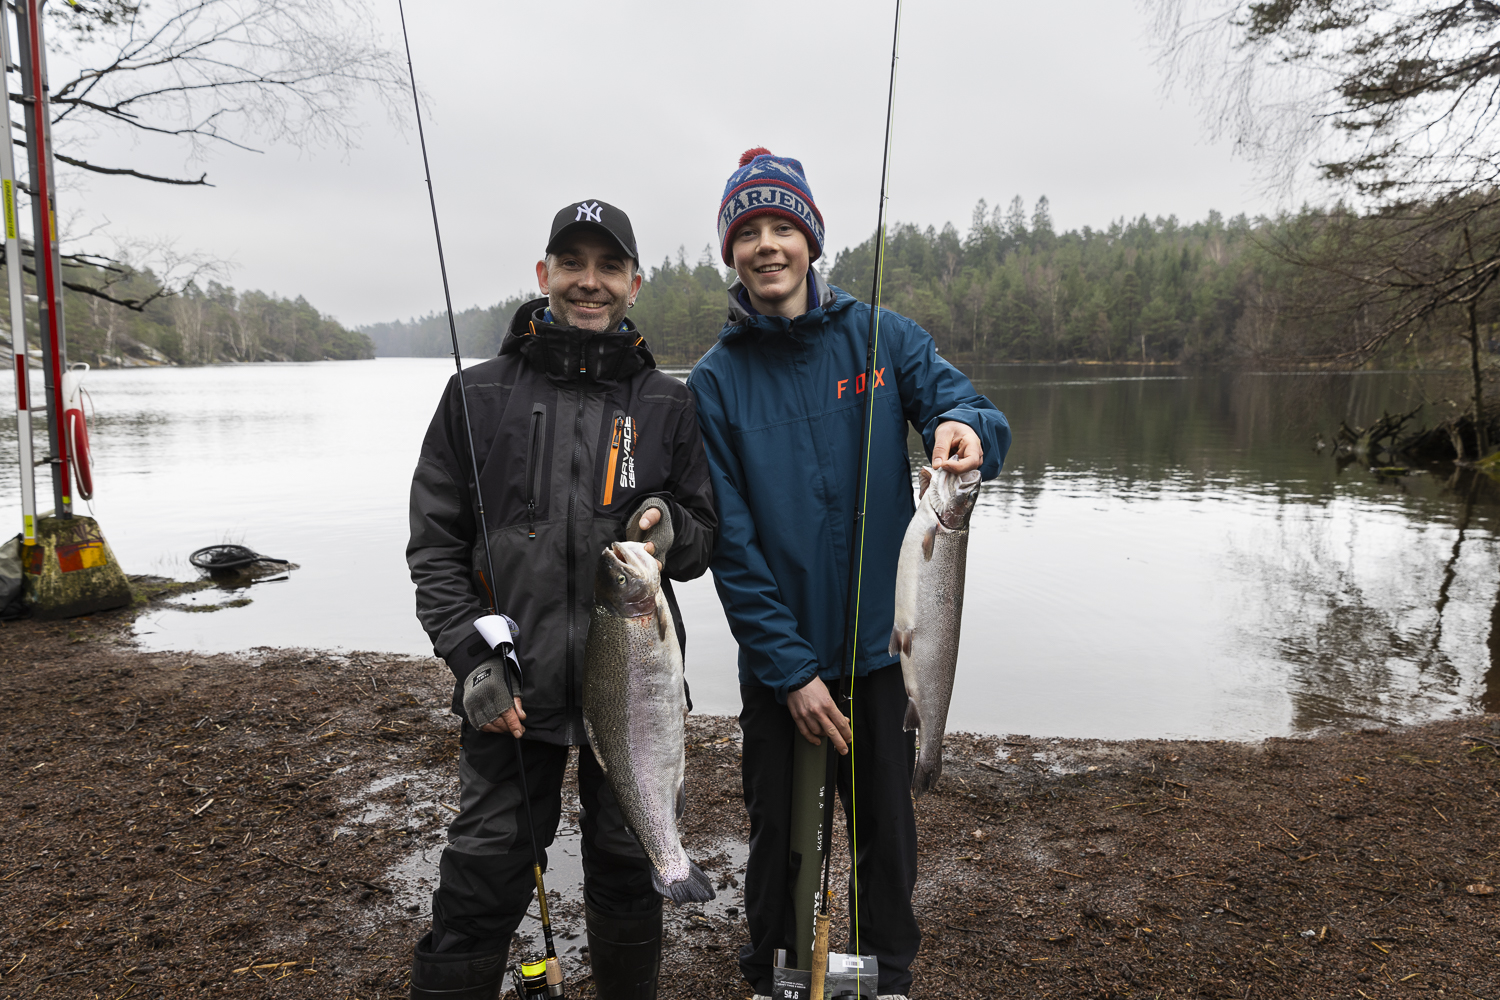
625 496 674 562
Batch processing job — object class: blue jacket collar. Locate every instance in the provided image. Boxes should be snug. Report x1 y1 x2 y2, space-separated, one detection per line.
721 269 843 342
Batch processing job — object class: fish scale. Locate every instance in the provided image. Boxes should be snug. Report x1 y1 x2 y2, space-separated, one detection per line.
583 541 714 903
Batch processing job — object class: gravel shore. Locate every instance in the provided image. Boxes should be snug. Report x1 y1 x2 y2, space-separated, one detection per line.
1 596 1497 998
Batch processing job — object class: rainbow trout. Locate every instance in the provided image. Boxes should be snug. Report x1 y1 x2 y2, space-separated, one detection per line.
583 541 714 903
889 466 981 799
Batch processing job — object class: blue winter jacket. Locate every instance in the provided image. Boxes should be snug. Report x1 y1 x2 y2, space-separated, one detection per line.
687 272 1010 701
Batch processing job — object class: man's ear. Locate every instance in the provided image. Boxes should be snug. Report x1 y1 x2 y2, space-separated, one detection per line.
536 259 550 294
629 270 643 299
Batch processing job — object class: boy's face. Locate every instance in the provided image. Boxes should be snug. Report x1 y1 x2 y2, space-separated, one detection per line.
730 215 810 317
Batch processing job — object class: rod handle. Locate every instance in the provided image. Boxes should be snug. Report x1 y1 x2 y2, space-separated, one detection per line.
532 864 550 925
810 910 831 998
544 955 563 996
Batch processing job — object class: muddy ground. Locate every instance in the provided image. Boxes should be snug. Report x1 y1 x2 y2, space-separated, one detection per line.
1 595 1498 999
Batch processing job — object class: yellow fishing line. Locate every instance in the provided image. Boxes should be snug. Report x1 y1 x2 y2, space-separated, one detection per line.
848 220 888 969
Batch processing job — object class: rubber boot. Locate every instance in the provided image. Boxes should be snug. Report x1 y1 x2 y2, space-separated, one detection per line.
409 931 506 1000
585 901 663 1000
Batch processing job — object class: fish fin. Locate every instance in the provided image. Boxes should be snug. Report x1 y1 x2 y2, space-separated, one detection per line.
918 466 933 499
676 779 686 822
655 860 716 904
922 523 937 561
903 697 921 732
657 610 668 643
583 719 607 775
888 626 910 657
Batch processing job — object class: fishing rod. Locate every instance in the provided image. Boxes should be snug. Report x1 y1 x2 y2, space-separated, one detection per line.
818 3 904 998
395 4 563 997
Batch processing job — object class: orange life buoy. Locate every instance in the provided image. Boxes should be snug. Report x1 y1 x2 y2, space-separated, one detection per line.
62 363 93 501
66 404 92 499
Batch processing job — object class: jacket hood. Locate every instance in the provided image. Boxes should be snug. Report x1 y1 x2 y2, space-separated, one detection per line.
501 296 656 383
720 269 845 343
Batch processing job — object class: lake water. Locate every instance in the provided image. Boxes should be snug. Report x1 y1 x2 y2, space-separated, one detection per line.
2 359 1497 740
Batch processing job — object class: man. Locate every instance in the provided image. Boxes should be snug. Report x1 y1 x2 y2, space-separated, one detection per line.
687 150 1010 999
406 200 717 1000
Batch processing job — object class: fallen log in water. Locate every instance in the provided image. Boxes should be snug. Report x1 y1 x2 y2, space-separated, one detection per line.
1335 406 1500 465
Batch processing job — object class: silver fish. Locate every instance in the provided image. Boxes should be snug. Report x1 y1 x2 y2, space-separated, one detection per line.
889 466 981 799
583 541 715 904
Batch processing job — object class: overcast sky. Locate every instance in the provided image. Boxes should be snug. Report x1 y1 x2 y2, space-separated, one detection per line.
56 0 1280 329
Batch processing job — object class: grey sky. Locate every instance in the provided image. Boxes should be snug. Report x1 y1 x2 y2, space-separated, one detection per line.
61 0 1275 329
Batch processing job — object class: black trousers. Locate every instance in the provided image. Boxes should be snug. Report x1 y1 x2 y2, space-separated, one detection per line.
738 663 920 996
427 721 658 955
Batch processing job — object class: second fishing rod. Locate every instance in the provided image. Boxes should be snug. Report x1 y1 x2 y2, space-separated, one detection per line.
396 3 563 998
788 4 904 1000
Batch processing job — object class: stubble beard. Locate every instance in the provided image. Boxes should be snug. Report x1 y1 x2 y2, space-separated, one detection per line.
548 291 625 333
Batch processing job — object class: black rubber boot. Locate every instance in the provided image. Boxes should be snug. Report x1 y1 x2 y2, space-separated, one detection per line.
585 901 663 1000
409 931 507 1000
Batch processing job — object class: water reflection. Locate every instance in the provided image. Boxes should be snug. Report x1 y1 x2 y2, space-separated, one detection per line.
922 366 1500 739
0 361 1496 740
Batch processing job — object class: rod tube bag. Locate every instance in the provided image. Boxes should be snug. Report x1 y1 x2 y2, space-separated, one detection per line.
0 534 24 620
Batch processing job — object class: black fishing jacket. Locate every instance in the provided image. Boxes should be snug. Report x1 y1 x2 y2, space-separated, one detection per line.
407 298 717 745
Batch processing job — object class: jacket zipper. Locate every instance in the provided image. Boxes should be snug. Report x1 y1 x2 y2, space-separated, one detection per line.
525 403 547 538
565 392 585 739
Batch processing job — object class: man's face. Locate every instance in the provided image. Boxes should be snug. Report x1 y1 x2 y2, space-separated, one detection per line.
730 215 810 317
535 231 642 332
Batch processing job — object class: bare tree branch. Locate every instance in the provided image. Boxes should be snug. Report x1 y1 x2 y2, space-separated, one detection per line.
43 0 411 184
54 152 210 186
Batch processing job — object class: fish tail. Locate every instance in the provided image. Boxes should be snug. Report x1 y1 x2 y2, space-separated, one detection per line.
911 745 943 800
654 860 716 904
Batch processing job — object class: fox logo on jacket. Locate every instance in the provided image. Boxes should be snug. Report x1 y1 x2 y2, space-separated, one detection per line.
836 367 886 399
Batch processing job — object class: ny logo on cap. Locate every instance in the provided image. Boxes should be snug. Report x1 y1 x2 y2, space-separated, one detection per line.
576 201 603 223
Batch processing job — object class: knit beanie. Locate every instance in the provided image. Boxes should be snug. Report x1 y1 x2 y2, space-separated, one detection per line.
717 147 826 266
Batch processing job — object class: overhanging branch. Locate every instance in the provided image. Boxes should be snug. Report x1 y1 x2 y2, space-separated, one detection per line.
0 243 167 311
60 273 168 311
54 152 211 186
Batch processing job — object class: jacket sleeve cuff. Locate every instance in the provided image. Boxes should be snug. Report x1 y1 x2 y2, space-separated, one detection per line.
775 665 823 705
443 628 496 685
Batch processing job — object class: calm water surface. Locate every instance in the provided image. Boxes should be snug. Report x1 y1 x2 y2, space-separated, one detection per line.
2 360 1496 740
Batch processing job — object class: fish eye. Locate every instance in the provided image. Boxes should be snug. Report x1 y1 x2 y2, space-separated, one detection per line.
617 574 626 585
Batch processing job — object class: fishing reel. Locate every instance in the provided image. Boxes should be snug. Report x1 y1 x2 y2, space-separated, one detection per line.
513 956 563 999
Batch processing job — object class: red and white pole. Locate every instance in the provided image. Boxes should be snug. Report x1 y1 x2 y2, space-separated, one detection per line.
1 3 35 543
15 0 69 519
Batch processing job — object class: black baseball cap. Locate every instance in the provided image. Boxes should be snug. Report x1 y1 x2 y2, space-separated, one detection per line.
545 199 638 262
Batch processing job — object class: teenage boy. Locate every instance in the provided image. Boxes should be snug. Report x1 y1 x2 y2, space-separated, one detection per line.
687 150 1011 1000
406 200 717 1000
